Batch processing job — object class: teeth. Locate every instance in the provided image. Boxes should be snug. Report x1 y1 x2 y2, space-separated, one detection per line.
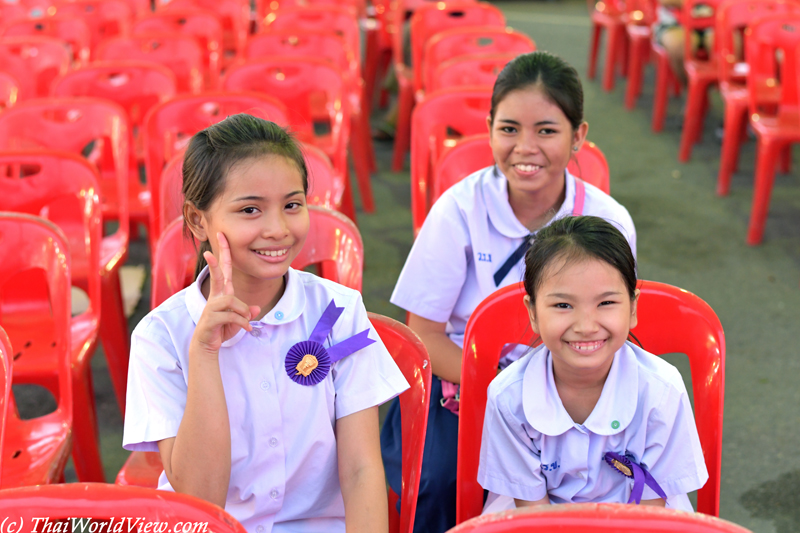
255 249 288 257
569 341 604 351
515 164 541 172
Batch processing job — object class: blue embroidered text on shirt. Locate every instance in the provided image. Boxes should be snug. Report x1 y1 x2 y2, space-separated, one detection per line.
541 461 560 472
477 253 492 262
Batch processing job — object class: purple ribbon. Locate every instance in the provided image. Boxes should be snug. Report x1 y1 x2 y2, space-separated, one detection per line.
285 300 375 386
604 451 667 504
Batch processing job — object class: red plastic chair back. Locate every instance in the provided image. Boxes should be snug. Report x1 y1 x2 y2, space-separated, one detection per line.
429 52 518 92
143 91 290 245
746 14 800 113
53 0 132 52
156 0 250 59
0 16 91 65
0 483 247 532
367 312 431 533
456 280 726 522
0 36 70 99
409 2 506 92
132 9 224 89
245 30 356 79
682 0 720 61
422 26 534 91
95 34 205 94
0 326 12 485
261 6 361 59
222 57 349 174
0 213 73 487
0 97 130 246
449 504 751 533
256 0 364 23
52 61 177 131
0 72 19 110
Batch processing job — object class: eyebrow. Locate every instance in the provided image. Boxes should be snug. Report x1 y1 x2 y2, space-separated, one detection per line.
232 190 305 202
546 291 623 299
496 118 560 126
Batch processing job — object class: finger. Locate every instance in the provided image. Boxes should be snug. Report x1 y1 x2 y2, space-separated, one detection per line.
207 295 253 321
205 251 225 298
217 232 233 296
249 306 261 320
205 311 253 333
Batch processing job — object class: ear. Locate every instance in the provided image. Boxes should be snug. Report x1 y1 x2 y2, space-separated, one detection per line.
571 121 590 153
629 288 640 330
486 114 493 134
523 294 540 335
183 201 209 243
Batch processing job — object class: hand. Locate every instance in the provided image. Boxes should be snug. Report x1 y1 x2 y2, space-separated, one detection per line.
191 232 262 357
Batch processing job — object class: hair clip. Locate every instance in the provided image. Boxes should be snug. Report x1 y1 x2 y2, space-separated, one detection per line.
285 300 375 386
604 451 667 504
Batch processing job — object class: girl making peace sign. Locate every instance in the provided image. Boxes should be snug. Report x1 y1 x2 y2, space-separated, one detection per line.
123 114 408 533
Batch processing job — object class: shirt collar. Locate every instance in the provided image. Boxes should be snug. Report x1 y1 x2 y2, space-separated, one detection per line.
522 342 639 436
185 266 307 348
483 167 577 239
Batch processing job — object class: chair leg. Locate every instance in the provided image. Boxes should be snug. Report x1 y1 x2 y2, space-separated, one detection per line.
339 167 358 224
602 24 622 91
717 101 746 196
349 113 376 213
70 364 106 482
780 144 792 174
588 22 602 80
619 31 630 77
678 77 711 162
99 268 129 417
652 54 669 132
625 35 647 110
391 77 414 171
747 138 780 245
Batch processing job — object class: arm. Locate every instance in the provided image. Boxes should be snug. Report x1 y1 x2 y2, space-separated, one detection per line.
515 495 551 507
407 313 463 383
640 498 667 507
337 406 388 533
159 233 261 508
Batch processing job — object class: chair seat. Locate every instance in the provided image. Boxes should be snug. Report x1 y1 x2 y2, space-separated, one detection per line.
99 166 149 221
101 232 128 275
751 110 800 139
1 413 72 487
116 450 162 488
685 57 718 80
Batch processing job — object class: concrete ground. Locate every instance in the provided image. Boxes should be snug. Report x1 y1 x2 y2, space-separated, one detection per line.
18 1 800 531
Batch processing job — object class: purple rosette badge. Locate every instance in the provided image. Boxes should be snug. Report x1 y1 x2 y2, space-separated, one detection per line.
285 299 375 386
604 451 667 504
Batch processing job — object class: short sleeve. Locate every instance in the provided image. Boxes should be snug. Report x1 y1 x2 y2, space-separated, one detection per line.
331 292 409 419
639 380 709 501
477 383 548 503
122 316 188 452
390 194 471 323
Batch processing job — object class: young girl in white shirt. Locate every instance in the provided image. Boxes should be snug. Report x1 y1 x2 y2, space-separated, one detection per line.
123 114 408 533
382 51 637 533
479 215 707 510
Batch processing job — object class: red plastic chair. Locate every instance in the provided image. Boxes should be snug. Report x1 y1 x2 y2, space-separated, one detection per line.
0 16 91 65
410 86 492 237
0 0 52 22
0 151 108 483
0 326 10 484
117 311 430 533
419 134 611 235
0 97 132 428
95 33 205 94
622 0 657 109
587 0 628 92
0 73 19 110
743 14 800 244
0 483 247 532
650 38 684 132
53 0 132 53
448 504 752 533
456 280 726 523
0 36 70 100
255 0 364 23
51 61 178 237
142 91 290 247
677 0 721 162
0 213 73 487
132 9 224 90
421 26 534 94
156 0 250 64
715 0 800 197
392 2 505 172
429 53 518 93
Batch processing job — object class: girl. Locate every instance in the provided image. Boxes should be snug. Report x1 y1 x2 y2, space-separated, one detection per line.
478 216 707 510
381 51 637 532
123 114 409 533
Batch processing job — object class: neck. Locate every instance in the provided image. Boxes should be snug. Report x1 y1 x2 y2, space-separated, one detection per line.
552 357 612 392
507 172 567 232
201 269 287 320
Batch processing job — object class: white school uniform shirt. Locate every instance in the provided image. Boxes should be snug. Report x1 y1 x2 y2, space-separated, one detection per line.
390 166 637 349
477 342 708 511
123 267 410 533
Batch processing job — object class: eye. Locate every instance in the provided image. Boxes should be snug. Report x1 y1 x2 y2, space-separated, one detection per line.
538 127 557 135
241 206 259 214
285 201 303 210
599 300 618 306
554 303 571 309
499 125 517 134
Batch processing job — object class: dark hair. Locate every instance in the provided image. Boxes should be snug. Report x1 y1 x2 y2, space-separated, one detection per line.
182 113 309 277
490 51 584 130
523 216 637 304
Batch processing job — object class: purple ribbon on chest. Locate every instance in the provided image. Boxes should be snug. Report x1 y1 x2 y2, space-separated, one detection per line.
604 451 667 504
284 299 375 386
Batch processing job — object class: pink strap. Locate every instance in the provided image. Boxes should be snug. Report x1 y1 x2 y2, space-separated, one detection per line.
572 178 586 216
440 379 460 416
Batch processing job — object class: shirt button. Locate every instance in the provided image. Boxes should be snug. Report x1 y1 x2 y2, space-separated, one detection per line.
270 489 279 499
260 381 270 391
250 328 261 338
256 527 265 533
270 437 278 447
274 311 284 320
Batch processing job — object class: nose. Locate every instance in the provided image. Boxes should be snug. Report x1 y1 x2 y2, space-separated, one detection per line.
262 208 290 240
573 307 600 335
514 128 540 154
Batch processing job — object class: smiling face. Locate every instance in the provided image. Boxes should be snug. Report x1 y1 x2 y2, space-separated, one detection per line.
188 154 309 290
525 256 638 383
488 86 588 202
